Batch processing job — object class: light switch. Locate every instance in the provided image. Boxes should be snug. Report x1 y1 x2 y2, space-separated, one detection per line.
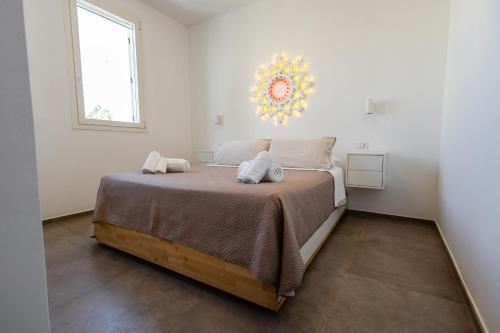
215 115 224 125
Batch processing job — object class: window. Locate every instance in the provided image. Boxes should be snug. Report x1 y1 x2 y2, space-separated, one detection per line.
69 0 144 129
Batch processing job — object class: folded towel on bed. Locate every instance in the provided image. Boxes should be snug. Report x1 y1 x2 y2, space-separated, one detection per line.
263 163 284 182
166 158 191 173
238 157 283 184
239 151 273 184
155 157 168 174
237 161 250 182
142 152 191 174
142 151 161 174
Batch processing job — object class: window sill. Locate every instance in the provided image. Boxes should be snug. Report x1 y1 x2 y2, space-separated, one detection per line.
72 121 147 133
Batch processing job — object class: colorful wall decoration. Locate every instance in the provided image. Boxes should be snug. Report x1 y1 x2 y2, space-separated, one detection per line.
250 53 314 125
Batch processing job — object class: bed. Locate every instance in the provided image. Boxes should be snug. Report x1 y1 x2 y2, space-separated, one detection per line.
92 164 346 311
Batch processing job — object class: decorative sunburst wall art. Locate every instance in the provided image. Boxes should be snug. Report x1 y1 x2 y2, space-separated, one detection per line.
250 53 314 125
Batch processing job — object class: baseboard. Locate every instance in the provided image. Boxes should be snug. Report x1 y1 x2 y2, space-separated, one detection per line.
434 222 488 333
42 210 94 225
346 209 434 224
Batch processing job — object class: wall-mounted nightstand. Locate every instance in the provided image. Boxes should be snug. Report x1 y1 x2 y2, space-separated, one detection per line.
196 150 215 163
346 151 387 189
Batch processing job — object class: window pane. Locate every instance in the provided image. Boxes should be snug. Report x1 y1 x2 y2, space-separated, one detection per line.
77 4 138 123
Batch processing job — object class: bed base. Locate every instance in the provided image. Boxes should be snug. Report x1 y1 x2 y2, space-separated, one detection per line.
94 207 345 311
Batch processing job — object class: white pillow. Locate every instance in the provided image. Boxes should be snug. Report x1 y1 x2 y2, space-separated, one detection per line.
268 137 336 169
213 139 271 166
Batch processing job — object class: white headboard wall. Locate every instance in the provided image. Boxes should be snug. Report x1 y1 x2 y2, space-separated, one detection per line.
189 0 450 220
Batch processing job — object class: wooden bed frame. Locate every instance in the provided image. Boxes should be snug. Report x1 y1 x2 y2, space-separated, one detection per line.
95 207 345 311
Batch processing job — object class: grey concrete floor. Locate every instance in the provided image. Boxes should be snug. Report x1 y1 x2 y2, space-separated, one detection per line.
44 212 478 333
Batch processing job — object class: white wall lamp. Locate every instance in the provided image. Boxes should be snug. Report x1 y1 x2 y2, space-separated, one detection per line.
365 98 375 115
215 114 224 125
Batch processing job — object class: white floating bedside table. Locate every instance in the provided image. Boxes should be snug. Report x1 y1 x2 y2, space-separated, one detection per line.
196 150 215 163
346 151 387 189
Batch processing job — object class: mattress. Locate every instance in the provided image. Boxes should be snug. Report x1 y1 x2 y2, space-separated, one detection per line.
93 164 337 295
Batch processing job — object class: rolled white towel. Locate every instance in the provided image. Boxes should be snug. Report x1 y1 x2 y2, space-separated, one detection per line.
142 151 161 174
166 158 191 173
241 151 272 184
263 163 284 182
155 157 168 174
237 161 251 182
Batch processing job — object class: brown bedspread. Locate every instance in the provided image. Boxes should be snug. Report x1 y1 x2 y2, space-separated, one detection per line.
93 165 334 295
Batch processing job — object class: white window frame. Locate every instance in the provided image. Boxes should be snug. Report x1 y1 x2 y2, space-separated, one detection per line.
67 0 146 131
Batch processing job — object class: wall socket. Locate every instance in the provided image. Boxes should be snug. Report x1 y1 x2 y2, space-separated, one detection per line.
357 142 370 150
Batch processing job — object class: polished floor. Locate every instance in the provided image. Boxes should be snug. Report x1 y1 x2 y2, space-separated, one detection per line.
44 212 478 333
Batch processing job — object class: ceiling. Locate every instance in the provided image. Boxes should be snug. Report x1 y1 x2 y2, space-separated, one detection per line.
141 0 259 26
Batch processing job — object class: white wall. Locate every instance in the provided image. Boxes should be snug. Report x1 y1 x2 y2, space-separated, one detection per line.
438 0 500 331
189 0 450 220
24 0 192 219
0 1 50 332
